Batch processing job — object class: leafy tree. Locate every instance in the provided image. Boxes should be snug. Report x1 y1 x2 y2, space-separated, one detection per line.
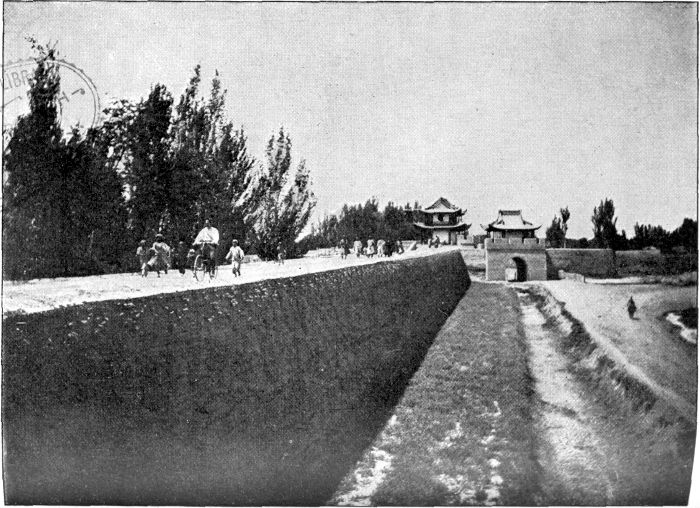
545 207 571 248
3 42 127 278
242 128 316 259
592 198 620 249
630 223 670 251
560 207 570 248
546 216 564 247
670 218 698 252
120 84 175 243
113 67 255 261
303 198 420 249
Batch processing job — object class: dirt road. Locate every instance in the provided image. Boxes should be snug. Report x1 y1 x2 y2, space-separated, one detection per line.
518 289 693 505
540 280 697 416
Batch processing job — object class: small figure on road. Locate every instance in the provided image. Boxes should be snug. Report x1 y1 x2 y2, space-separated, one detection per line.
377 238 386 258
627 296 637 319
367 238 376 258
354 239 363 257
276 242 286 265
339 238 349 259
148 233 171 277
226 239 245 277
172 241 189 275
396 239 405 255
136 240 149 277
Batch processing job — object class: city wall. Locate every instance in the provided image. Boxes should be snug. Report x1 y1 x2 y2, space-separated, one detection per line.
545 248 616 278
3 251 470 505
485 238 547 281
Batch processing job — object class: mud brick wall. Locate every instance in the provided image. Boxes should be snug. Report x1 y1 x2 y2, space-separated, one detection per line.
615 250 697 277
3 251 470 505
546 249 697 278
485 238 547 281
545 248 616 278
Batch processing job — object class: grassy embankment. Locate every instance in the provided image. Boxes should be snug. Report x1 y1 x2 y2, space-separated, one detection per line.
332 282 540 505
3 252 469 505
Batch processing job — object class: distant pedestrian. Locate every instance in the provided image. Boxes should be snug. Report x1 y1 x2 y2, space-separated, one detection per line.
627 296 637 319
377 239 386 258
354 239 363 257
173 241 189 275
367 239 376 258
148 233 170 277
396 239 405 254
136 240 149 277
276 243 286 265
226 239 245 277
340 238 349 259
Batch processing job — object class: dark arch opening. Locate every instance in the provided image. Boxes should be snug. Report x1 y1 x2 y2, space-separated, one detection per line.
512 257 527 282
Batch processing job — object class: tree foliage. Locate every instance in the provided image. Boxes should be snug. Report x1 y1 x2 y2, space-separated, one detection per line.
591 198 620 249
3 42 127 278
545 216 565 248
630 219 698 252
241 128 316 260
302 199 420 250
546 206 571 248
3 45 316 278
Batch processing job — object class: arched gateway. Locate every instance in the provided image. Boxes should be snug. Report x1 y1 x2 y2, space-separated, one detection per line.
505 257 528 282
482 210 547 281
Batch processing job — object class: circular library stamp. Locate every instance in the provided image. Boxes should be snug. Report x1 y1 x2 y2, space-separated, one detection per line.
3 58 101 131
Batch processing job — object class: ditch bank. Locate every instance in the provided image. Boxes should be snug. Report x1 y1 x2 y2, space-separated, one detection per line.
3 251 470 505
330 283 540 506
519 285 695 505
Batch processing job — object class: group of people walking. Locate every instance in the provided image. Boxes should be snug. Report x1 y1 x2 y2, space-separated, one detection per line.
338 238 405 259
135 219 246 278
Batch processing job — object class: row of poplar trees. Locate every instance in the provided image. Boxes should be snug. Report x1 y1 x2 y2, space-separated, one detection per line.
301 199 424 251
3 44 315 279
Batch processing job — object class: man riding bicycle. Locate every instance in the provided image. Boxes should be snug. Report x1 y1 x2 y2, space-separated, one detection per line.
193 219 220 274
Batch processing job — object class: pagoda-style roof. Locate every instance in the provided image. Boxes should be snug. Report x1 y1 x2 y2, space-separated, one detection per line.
420 197 463 215
481 210 540 232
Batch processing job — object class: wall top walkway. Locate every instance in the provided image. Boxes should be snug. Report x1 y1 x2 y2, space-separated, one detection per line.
2 245 462 316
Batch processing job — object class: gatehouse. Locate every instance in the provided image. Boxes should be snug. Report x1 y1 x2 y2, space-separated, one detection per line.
482 210 547 281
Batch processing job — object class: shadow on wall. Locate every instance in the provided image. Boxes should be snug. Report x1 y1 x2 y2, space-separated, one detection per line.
3 252 470 505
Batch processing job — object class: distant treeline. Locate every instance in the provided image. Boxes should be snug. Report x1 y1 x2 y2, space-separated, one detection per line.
546 198 697 253
299 199 429 251
306 197 697 254
3 43 315 279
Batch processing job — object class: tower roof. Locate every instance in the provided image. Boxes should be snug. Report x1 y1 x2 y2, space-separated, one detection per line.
420 197 463 215
481 209 540 232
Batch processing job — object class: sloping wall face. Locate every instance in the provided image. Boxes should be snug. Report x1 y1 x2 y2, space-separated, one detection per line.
2 251 470 505
485 238 547 281
545 248 616 278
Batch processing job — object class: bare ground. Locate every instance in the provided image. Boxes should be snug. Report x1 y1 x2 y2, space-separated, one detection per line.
539 280 697 416
518 288 694 505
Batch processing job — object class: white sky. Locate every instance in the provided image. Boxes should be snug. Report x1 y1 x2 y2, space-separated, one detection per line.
3 2 697 238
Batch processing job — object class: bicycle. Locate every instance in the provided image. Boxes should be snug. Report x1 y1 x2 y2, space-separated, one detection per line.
192 243 218 281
